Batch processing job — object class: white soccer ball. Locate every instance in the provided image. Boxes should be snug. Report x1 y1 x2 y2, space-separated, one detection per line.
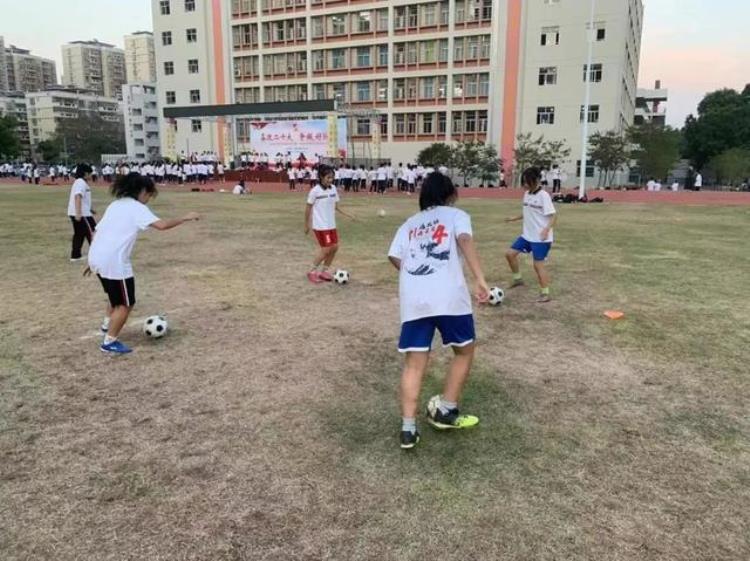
143 315 168 338
488 286 505 306
378 209 386 217
426 394 441 418
333 269 350 284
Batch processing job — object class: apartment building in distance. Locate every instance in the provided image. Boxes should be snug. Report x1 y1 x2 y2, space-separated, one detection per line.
62 40 127 100
0 92 31 157
122 82 161 161
0 37 58 94
635 80 668 126
125 31 158 82
26 85 123 149
152 0 643 183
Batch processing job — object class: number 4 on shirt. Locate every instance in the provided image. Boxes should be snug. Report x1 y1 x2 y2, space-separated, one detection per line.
432 224 448 244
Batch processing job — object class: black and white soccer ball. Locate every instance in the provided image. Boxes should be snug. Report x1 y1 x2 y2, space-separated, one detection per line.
488 286 505 306
426 394 441 418
333 269 350 284
143 315 168 338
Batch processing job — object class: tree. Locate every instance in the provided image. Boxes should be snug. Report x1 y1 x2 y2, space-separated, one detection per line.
51 113 126 163
628 122 681 180
589 131 630 187
417 143 453 168
513 133 571 185
36 138 63 162
683 87 750 169
709 147 750 185
0 115 21 159
453 140 482 186
477 144 502 187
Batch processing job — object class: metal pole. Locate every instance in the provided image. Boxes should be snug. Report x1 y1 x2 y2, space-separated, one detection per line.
579 0 595 199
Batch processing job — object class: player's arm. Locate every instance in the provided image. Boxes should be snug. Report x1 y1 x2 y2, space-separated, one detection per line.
540 213 557 242
388 256 401 270
304 203 312 234
74 194 83 221
457 233 490 303
335 204 355 221
505 214 523 223
150 212 200 231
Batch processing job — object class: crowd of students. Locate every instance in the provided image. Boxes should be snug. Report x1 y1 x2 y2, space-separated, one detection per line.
99 160 227 185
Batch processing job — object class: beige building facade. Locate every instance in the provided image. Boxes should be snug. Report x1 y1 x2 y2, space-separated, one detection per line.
0 37 58 94
125 31 157 82
152 0 643 183
62 40 127 100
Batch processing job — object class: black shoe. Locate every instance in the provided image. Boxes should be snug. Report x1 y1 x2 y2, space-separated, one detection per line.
400 430 420 450
426 400 480 430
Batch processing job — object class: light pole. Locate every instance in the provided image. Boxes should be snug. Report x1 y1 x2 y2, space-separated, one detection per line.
579 0 596 199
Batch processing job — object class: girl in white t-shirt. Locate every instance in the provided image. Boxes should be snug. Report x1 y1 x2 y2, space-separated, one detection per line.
387 173 490 449
67 164 96 262
85 173 200 354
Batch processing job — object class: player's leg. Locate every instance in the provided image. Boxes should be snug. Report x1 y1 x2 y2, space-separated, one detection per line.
442 342 475 404
533 259 551 302
505 246 524 287
400 351 430 419
70 217 85 261
100 278 135 353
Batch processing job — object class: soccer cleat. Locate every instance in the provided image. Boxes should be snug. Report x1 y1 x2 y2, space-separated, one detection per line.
400 430 421 450
307 270 323 284
426 406 479 430
318 270 334 282
100 340 132 354
536 294 551 303
510 279 525 288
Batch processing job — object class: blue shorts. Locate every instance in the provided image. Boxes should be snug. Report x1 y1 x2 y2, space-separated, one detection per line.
398 314 475 353
511 236 552 261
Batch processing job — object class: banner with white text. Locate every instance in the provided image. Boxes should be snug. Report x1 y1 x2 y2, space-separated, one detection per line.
249 119 347 160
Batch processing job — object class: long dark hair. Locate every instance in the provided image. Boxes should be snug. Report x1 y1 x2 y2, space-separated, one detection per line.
522 167 542 189
419 172 456 211
75 163 92 179
111 172 158 199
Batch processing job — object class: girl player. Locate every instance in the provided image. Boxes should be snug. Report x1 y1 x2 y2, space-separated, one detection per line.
304 164 355 283
67 164 96 262
85 173 200 354
388 173 490 449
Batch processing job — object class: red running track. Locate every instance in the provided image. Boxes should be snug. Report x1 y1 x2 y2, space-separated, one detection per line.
3 178 749 206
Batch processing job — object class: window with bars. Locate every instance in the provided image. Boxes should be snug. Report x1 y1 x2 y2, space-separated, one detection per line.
538 67 557 86
536 106 555 125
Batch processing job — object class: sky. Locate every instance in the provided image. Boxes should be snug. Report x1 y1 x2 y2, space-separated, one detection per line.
2 0 748 128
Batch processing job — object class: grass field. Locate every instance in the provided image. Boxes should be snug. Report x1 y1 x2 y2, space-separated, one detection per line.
1 183 749 561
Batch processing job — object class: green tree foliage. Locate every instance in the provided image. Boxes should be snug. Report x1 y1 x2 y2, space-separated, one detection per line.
513 133 571 185
453 140 482 186
628 122 682 180
50 113 126 163
417 143 453 168
589 131 630 187
36 138 63 162
683 87 750 169
709 147 750 185
477 144 502 186
0 115 21 159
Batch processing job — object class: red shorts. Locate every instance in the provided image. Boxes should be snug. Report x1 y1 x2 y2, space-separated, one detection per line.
314 229 338 248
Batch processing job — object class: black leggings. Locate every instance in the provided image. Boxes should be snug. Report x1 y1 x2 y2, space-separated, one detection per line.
70 216 96 259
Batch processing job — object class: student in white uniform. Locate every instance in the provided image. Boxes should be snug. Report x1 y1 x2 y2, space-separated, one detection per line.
387 172 489 449
505 167 557 303
86 173 200 354
233 180 247 195
67 164 97 262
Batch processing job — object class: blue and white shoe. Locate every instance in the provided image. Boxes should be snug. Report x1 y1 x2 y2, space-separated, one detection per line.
100 340 132 354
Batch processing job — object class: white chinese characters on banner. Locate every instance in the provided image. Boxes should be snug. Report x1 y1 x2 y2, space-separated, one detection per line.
249 119 347 160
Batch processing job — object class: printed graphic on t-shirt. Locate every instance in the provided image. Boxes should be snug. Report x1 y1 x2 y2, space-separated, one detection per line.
406 219 451 276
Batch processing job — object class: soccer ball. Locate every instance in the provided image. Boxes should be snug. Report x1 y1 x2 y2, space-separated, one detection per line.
333 269 350 284
143 315 168 338
426 394 441 418
488 286 505 306
378 209 386 217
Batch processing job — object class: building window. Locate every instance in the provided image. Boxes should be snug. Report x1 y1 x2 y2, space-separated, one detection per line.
186 28 197 42
438 112 447 134
166 91 176 104
465 111 476 132
583 63 603 82
407 113 417 134
377 79 388 101
312 17 324 38
394 114 405 134
356 81 371 102
407 43 418 64
423 4 436 26
536 106 555 125
465 74 478 96
162 31 172 46
188 59 199 73
331 49 346 69
580 104 600 123
452 112 463 133
185 0 195 10
478 73 489 96
331 15 345 35
541 26 560 46
190 89 201 103
191 119 202 132
160 0 170 15
356 46 371 67
356 118 370 135
378 45 388 66
538 66 557 86
394 78 405 100
407 5 418 27
576 160 595 178
312 83 325 99
312 50 324 70
420 77 435 99
478 110 487 132
377 9 389 31
357 11 371 33
421 113 434 134
596 26 606 41
164 61 174 75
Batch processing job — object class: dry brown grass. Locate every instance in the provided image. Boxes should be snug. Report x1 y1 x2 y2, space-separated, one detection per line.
1 185 748 560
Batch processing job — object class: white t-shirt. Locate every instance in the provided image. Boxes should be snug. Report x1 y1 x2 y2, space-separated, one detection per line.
522 189 556 243
646 180 656 191
67 178 93 217
232 184 245 195
388 206 473 323
694 173 703 187
306 185 339 231
88 198 159 279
